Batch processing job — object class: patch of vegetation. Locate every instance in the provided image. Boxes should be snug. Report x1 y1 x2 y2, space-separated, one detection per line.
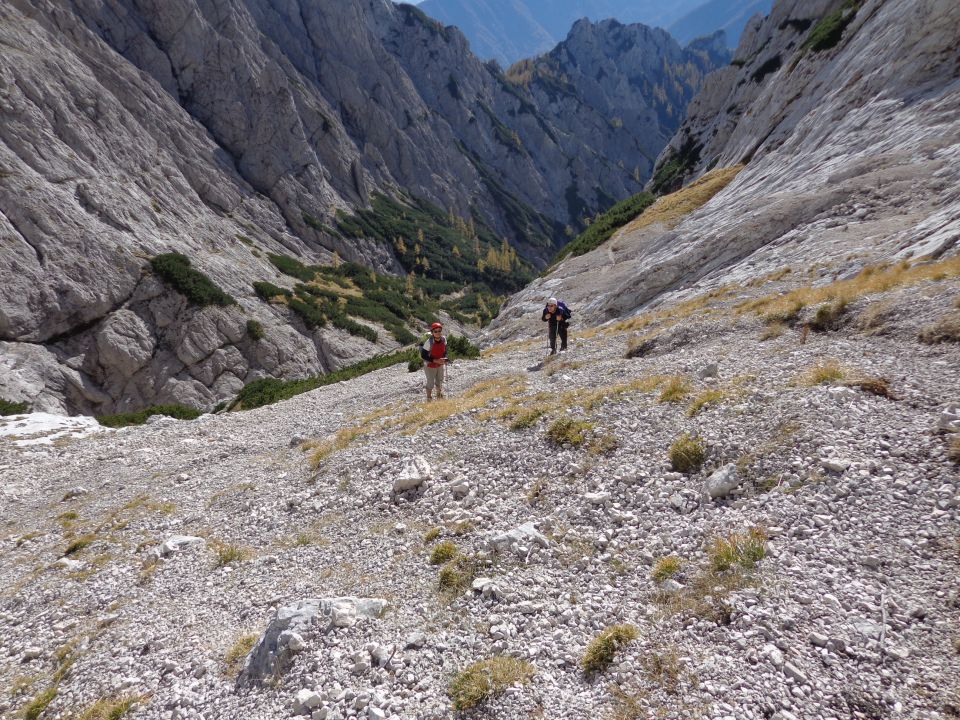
551 191 656 264
211 540 251 567
448 656 536 711
708 528 767 572
802 1 861 53
150 253 235 307
423 527 442 543
509 407 547 430
797 359 846 386
739 257 960 326
430 540 458 565
760 322 787 341
643 649 685 694
630 166 744 234
809 298 849 332
253 281 292 302
651 556 683 582
246 319 265 341
97 404 203 428
77 695 142 720
582 624 640 675
625 335 657 359
687 389 728 416
337 193 533 294
948 436 960 465
919 313 960 344
650 137 702 195
669 433 706 474
21 687 57 720
63 533 97 556
846 377 895 399
224 634 258 676
233 349 415 410
546 418 594 447
658 377 691 404
438 554 480 595
0 398 29 415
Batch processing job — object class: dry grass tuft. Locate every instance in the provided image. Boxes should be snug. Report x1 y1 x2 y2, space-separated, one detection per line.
448 656 536 711
643 649 684 694
423 527 441 543
63 533 97 557
708 527 767 572
306 426 366 468
622 166 744 234
546 418 594 447
582 624 640 675
609 684 647 720
687 389 729 416
857 299 894 333
919 313 960 344
738 256 960 325
78 695 144 720
509 407 547 430
21 687 57 720
430 541 458 565
658 376 691 404
948 436 960 465
669 433 706 474
808 298 849 332
759 322 787 341
438 555 482 597
796 359 846 386
224 634 258 676
210 540 252 567
651 556 683 582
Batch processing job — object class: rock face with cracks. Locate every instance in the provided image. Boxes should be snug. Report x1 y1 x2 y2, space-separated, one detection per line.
0 0 724 415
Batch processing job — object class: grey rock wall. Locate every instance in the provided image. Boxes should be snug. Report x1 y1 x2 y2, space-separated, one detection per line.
0 0 724 414
485 0 960 344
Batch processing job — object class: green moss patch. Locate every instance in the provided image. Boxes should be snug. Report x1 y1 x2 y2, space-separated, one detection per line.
97 404 203 428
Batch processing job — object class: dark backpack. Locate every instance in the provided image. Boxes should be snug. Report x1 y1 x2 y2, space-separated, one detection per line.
556 301 572 320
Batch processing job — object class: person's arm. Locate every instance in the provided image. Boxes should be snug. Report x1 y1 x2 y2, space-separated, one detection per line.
542 307 551 321
419 342 431 362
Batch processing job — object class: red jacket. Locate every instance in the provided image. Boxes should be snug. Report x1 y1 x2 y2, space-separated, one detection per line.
420 336 447 368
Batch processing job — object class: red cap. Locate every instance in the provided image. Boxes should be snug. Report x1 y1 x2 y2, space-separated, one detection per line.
431 322 443 330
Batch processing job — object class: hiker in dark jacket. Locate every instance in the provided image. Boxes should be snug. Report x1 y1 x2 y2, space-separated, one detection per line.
420 322 448 401
541 297 571 355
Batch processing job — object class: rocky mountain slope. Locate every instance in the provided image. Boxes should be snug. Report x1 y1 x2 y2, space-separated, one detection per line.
416 0 707 66
0 0 725 416
486 0 960 343
669 0 774 47
1 258 958 719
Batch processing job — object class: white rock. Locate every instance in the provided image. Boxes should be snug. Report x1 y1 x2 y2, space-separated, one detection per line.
703 464 739 499
393 456 432 492
159 535 205 557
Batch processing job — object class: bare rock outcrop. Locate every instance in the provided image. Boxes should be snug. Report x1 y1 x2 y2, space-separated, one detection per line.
0 0 726 414
485 0 960 344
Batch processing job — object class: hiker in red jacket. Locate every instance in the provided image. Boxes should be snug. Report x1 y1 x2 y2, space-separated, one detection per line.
542 297 571 355
420 322 448 401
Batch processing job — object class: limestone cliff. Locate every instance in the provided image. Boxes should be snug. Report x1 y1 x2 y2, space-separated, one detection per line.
0 0 725 414
486 0 960 343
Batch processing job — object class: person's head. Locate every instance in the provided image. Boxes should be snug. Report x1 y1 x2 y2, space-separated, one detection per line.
546 297 557 309
431 322 443 336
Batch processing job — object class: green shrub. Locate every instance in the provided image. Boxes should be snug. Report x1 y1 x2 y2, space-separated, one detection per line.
447 334 481 358
408 357 424 372
97 404 203 428
448 657 535 711
582 624 639 674
0 398 29 415
150 253 235 307
430 540 458 565
669 433 706 473
232 349 419 410
268 254 317 282
650 137 702 195
252 281 292 301
552 191 656 264
246 319 265 341
802 1 860 53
